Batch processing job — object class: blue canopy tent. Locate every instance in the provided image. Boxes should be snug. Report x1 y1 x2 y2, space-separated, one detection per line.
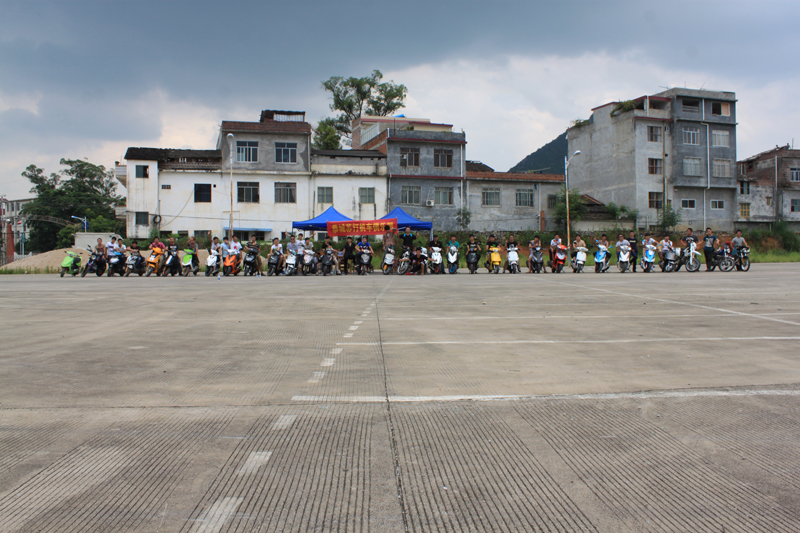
292 206 352 231
380 207 432 230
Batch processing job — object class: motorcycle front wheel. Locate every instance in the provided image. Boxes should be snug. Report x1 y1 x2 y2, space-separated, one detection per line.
398 263 409 275
145 266 154 277
740 257 751 271
595 263 601 273
720 257 735 272
60 267 67 278
686 258 700 272
493 265 500 274
644 262 652 273
383 264 392 275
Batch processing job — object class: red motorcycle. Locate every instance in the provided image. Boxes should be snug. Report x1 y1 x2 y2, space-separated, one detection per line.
551 244 568 273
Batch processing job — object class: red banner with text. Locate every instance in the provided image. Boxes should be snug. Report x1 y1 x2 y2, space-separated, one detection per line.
327 218 397 237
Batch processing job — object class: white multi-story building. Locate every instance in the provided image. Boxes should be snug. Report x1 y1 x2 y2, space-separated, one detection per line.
119 110 387 241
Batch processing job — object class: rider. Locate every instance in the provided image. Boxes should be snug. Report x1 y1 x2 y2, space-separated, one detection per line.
503 234 518 272
614 234 630 262
428 234 443 251
399 248 426 275
702 228 718 271
149 236 166 274
302 237 317 273
186 236 200 272
527 235 541 273
628 231 638 272
658 234 673 263
231 235 243 260
681 227 699 249
269 237 285 272
485 234 499 272
731 229 748 257
317 235 341 275
246 235 263 275
105 236 118 259
285 235 300 267
465 234 481 267
356 235 374 274
549 234 562 268
341 236 357 274
210 236 222 260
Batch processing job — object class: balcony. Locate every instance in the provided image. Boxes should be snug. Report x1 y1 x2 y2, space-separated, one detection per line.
673 175 736 189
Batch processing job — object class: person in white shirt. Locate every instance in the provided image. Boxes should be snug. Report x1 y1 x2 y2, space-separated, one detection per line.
105 237 118 257
549 234 562 267
658 235 673 262
230 235 243 257
115 239 127 255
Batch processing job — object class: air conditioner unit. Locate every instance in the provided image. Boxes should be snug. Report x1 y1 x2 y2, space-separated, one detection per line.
425 200 435 207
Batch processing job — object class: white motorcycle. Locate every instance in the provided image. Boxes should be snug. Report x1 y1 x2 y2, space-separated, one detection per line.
640 244 657 273
447 244 459 274
205 248 220 276
506 245 520 273
301 249 316 276
382 245 395 275
429 246 443 274
617 244 632 273
284 250 298 276
571 246 588 273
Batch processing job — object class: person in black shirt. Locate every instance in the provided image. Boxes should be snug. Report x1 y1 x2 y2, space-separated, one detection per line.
628 231 638 272
682 227 699 248
465 235 481 265
341 236 357 274
400 227 416 250
503 234 518 272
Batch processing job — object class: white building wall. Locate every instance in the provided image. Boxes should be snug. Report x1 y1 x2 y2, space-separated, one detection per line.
310 174 388 223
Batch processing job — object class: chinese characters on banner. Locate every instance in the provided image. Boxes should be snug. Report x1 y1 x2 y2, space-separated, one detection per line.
327 218 398 237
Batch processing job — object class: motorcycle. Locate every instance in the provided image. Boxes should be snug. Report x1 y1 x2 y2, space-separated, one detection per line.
81 247 106 277
677 242 701 272
447 244 459 274
162 249 182 276
529 245 544 273
106 251 126 277
594 243 611 273
466 247 479 274
616 244 632 273
301 249 316 276
223 248 241 276
382 245 395 275
60 250 82 277
205 248 221 277
506 245 521 274
124 250 146 277
640 244 657 273
660 246 680 272
551 244 567 273
241 246 260 276
181 248 199 276
321 247 335 276
733 246 751 272
397 247 412 275
283 250 298 276
486 244 502 274
429 246 443 274
145 247 164 277
356 251 372 275
266 250 281 276
571 246 588 273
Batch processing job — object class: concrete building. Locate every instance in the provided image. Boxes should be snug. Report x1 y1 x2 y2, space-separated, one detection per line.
567 88 738 232
736 144 800 229
0 197 35 244
352 116 467 231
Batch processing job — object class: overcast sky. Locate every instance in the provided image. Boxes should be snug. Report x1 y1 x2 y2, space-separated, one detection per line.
1 0 798 199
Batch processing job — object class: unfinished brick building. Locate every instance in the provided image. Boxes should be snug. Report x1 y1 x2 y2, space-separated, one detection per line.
737 144 800 230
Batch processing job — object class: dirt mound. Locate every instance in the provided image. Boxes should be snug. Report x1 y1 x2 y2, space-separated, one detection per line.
1 248 93 273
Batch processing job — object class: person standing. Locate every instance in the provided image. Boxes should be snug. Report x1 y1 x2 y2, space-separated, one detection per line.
341 236 357 274
702 227 718 271
400 227 416 251
628 231 638 272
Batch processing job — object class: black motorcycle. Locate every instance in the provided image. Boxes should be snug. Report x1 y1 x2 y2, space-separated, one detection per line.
106 252 126 277
124 250 146 276
320 248 335 275
356 251 372 275
396 246 412 275
241 246 260 276
529 246 544 273
266 250 281 276
162 249 181 276
81 247 106 277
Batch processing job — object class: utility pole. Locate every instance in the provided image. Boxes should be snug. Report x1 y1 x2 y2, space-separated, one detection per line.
227 133 235 242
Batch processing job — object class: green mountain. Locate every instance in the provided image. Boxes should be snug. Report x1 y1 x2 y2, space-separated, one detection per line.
508 131 567 174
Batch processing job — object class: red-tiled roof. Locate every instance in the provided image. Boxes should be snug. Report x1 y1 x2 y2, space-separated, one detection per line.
466 171 564 182
221 120 311 134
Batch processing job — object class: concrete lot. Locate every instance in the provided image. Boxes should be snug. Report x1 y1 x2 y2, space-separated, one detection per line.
1 265 800 532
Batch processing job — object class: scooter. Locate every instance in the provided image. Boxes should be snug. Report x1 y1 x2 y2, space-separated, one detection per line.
429 246 443 274
241 246 260 276
356 251 372 275
382 245 395 275
529 246 544 273
617 244 632 273
551 244 567 273
447 244 459 274
124 250 146 277
223 249 241 276
660 246 680 272
145 248 164 277
320 247 335 276
283 250 298 276
81 246 106 277
571 246 588 273
594 242 611 273
486 244 502 274
162 249 182 276
181 248 199 276
266 250 281 276
301 249 316 276
506 245 520 274
205 248 221 277
106 251 126 277
640 244 657 273
397 247 412 275
466 247 479 274
60 250 81 277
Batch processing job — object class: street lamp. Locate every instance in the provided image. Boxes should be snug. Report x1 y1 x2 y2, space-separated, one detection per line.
71 215 88 231
564 150 581 255
227 133 235 242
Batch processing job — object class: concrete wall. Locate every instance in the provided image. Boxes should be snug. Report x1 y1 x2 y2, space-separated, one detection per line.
220 132 311 174
125 160 160 239
75 232 123 249
388 177 464 231
386 131 466 178
465 180 562 232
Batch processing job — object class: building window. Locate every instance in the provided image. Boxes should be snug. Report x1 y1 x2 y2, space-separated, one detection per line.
682 99 700 113
238 182 260 203
681 199 696 209
482 188 500 206
792 199 800 212
401 186 421 205
274 182 296 203
711 102 731 116
161 184 171 190
548 195 557 208
135 211 149 225
766 197 772 207
649 192 664 209
711 200 725 210
400 147 420 167
317 186 333 204
236 141 258 163
516 189 535 207
683 128 699 145
135 165 149 178
713 159 731 178
434 187 454 205
359 187 375 204
433 149 453 168
711 130 730 147
739 181 750 195
194 184 211 203
275 142 297 163
647 126 662 143
739 203 750 217
791 168 800 182
648 158 663 175
684 157 703 176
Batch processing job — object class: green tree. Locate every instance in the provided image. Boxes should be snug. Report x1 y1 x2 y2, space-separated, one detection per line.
313 117 342 150
552 187 587 230
657 204 681 232
455 208 472 230
321 70 408 143
20 159 124 251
